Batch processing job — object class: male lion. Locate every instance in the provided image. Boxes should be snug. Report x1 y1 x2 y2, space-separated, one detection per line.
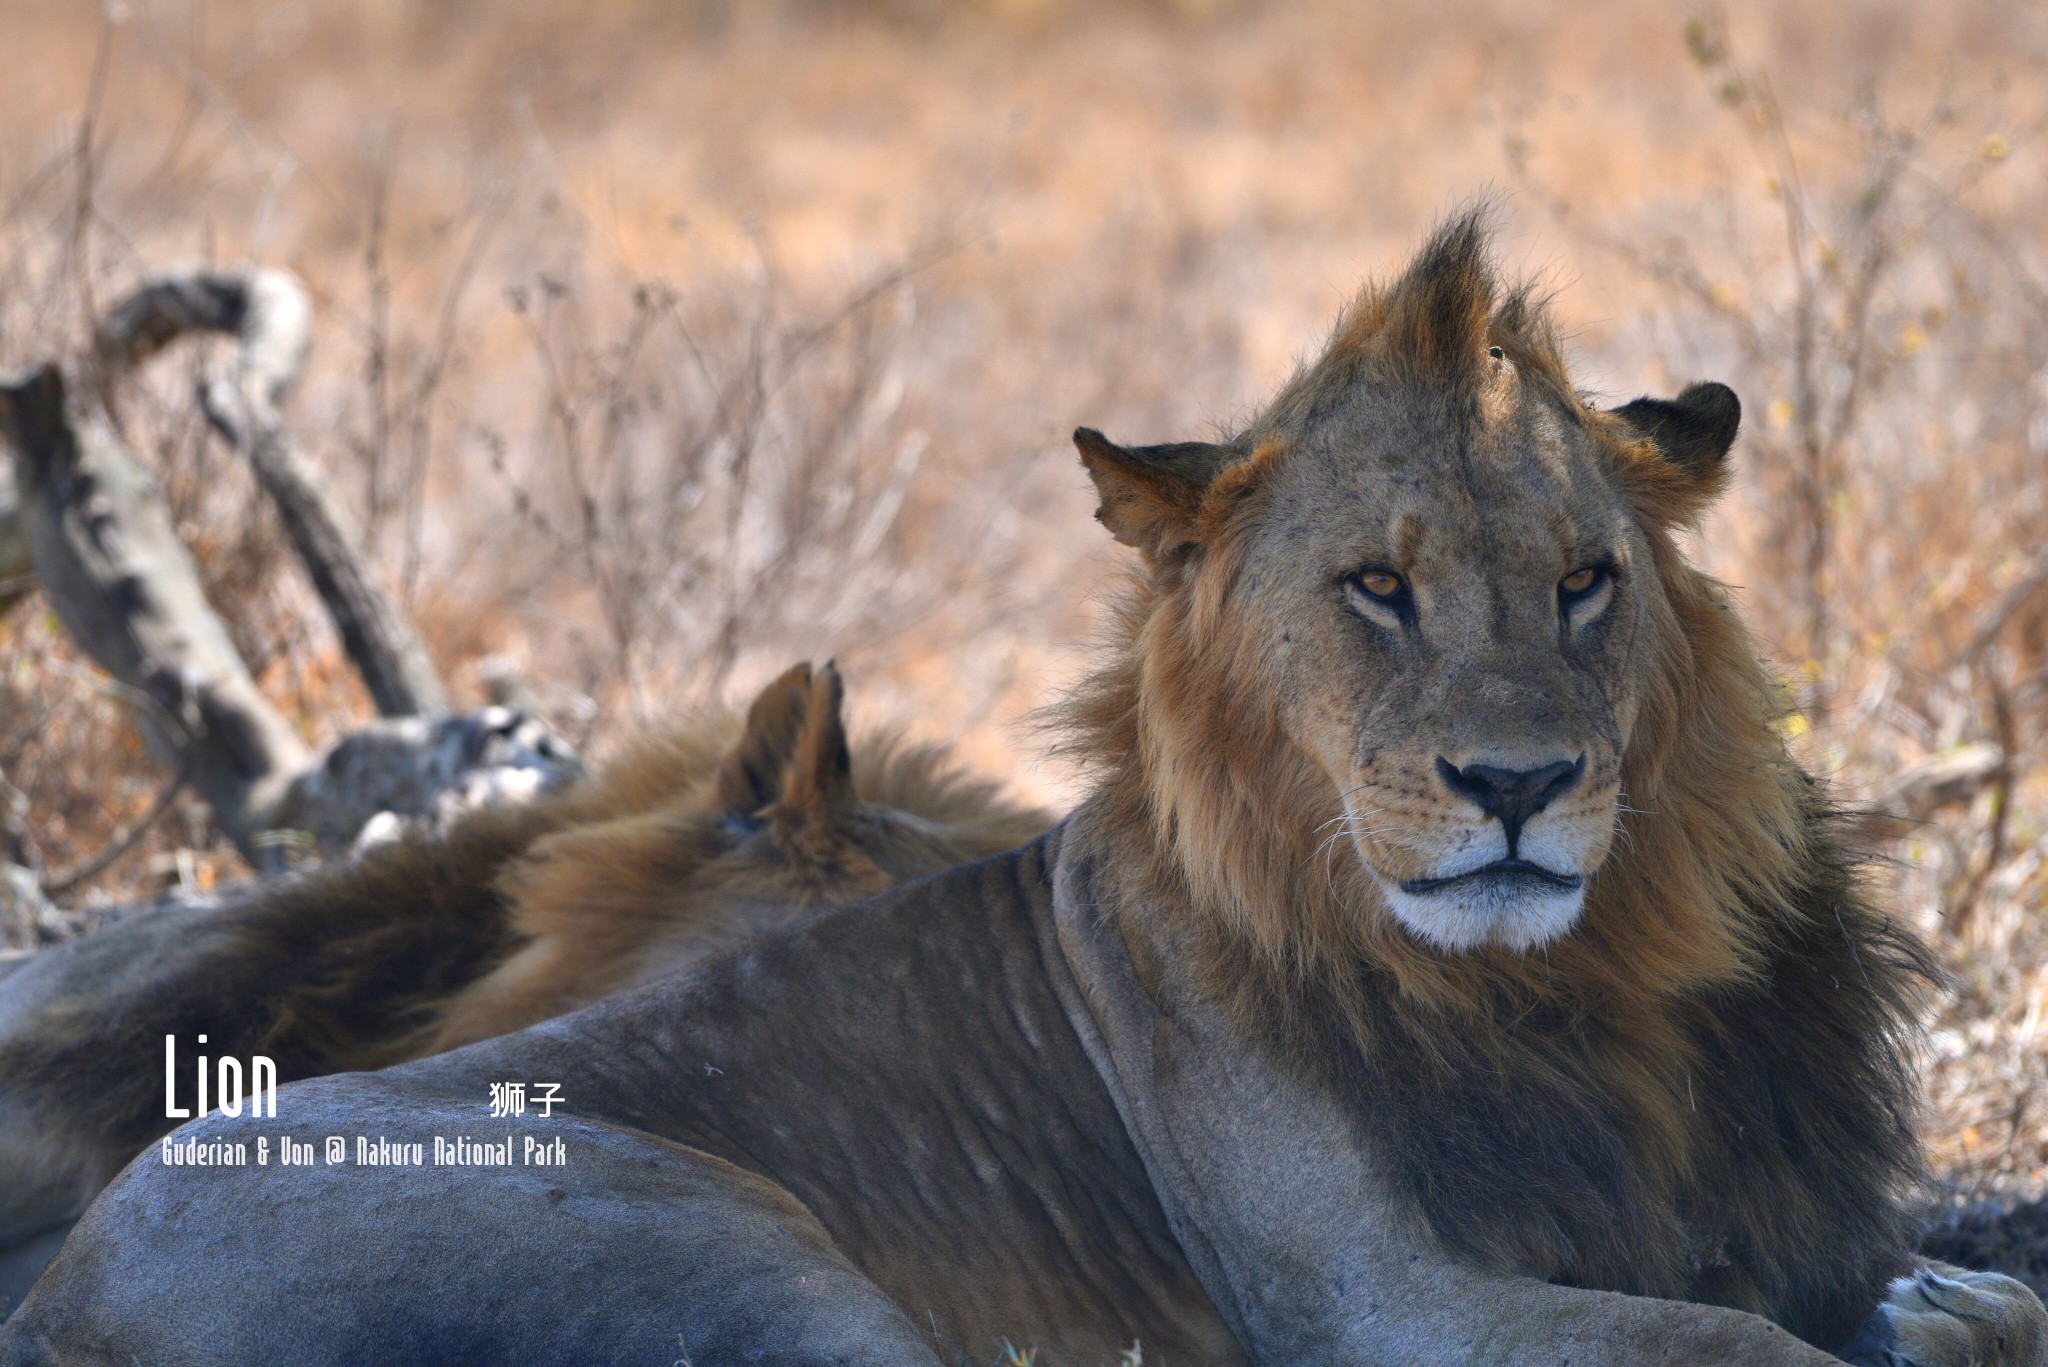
0 661 1046 1311
5 215 2041 1367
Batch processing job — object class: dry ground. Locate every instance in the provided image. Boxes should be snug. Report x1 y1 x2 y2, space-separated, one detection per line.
1 0 2046 1197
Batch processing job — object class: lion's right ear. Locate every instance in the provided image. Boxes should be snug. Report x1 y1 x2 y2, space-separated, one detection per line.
1606 382 1740 526
1073 427 1236 565
766 660 857 851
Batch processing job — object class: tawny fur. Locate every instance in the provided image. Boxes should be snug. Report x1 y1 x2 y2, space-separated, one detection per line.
0 662 1047 1257
7 213 2037 1367
1059 211 1935 1350
418 662 1050 1051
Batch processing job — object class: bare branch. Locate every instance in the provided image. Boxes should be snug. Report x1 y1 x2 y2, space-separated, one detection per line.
0 865 58 948
0 363 311 868
0 482 30 617
96 268 451 718
36 758 190 897
1944 669 2020 938
1861 741 2007 841
1964 550 2048 665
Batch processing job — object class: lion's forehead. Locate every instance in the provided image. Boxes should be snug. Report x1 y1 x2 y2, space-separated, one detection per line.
1263 418 1621 586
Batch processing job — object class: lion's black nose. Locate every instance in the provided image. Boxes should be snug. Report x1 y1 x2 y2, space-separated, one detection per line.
1434 754 1586 852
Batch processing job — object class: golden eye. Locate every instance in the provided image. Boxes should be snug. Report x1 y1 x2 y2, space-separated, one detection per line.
1560 565 1606 601
1358 570 1404 599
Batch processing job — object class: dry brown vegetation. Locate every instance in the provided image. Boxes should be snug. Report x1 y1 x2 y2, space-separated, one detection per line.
2 0 2046 1196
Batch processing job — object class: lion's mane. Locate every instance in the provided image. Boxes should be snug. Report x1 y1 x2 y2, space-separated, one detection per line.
1055 214 1938 1351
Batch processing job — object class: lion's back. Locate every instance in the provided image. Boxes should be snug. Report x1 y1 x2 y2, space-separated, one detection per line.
395 833 1242 1365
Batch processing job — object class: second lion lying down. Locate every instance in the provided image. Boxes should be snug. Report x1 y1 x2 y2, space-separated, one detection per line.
6 214 2045 1366
0 661 1047 1306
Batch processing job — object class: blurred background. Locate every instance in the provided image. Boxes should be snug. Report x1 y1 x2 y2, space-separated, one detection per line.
1 0 2045 1194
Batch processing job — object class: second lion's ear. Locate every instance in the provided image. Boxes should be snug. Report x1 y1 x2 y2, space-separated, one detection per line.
716 662 818 816
1073 427 1236 566
767 660 858 852
716 661 861 853
1606 382 1741 526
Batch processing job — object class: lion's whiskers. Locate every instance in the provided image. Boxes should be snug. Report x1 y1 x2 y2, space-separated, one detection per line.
1306 803 1401 907
1611 791 1658 856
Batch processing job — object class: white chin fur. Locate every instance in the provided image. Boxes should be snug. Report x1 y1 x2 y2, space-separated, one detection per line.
1372 873 1587 952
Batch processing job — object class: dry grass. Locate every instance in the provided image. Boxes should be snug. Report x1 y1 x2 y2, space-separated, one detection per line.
1 0 2045 1191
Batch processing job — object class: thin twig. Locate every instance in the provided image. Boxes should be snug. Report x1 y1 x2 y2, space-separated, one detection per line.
38 756 192 897
1943 667 2018 938
69 8 118 362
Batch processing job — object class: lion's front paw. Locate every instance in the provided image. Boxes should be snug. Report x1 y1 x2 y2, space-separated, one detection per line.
1843 1264 2048 1367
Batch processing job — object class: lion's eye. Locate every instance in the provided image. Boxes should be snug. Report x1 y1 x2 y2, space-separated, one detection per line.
1358 570 1404 599
1558 564 1610 615
1347 568 1416 627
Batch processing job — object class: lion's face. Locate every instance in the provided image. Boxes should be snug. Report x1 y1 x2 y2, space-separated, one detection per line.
1234 359 1658 951
1076 222 1739 956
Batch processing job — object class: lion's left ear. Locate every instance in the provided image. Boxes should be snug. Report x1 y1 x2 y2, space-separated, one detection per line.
716 662 822 816
1606 382 1741 526
1073 427 1238 566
